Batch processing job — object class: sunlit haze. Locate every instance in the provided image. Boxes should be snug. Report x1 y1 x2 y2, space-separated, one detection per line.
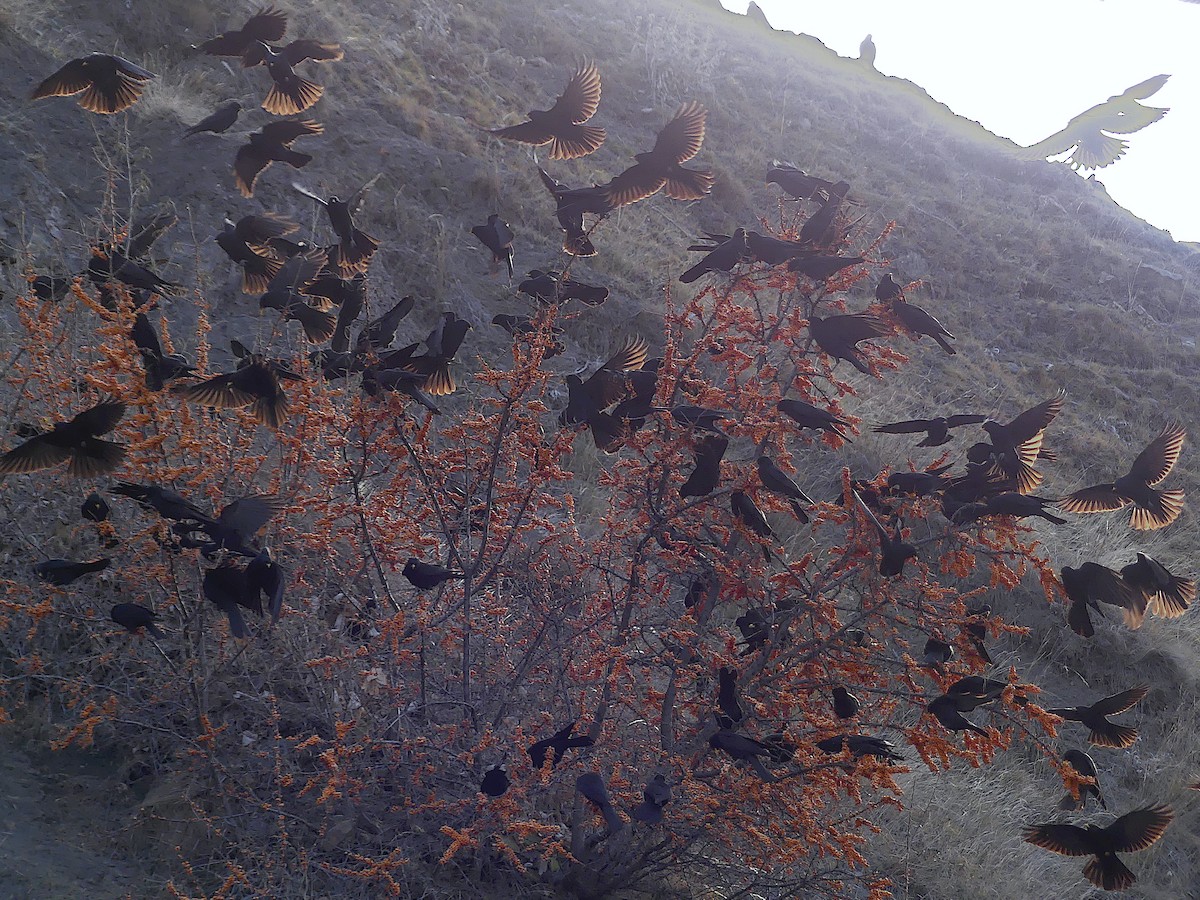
720 0 1200 244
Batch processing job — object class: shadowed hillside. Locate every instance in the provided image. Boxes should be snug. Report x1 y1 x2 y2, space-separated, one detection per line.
1 1 1198 897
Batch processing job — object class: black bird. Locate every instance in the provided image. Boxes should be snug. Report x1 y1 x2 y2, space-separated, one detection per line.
492 314 565 359
528 719 593 769
518 269 608 306
131 313 195 390
887 465 954 496
35 558 110 586
981 492 1068 525
777 398 852 441
184 100 243 137
601 102 713 208
756 456 813 522
766 163 837 201
1059 422 1186 531
945 676 1008 712
708 730 776 781
490 63 606 159
172 494 287 557
235 119 324 198
111 603 164 637
87 247 179 297
630 773 671 824
797 181 851 247
1018 74 1171 170
203 564 252 638
246 547 285 622
32 54 155 114
1047 685 1149 749
559 337 649 431
404 312 472 397
680 229 749 283
402 558 465 590
735 608 770 655
183 352 300 428
575 772 624 832
197 7 288 57
293 178 380 276
927 694 990 737
81 492 110 523
730 491 774 561
979 391 1065 495
875 274 904 302
535 166 610 256
816 734 903 763
30 274 74 302
242 39 342 115
480 765 509 798
112 482 208 522
258 248 337 343
853 491 917 577
716 667 744 728
0 400 126 478
353 294 414 359
1120 552 1195 620
216 213 295 293
875 415 985 447
1023 804 1174 892
471 214 515 279
787 254 864 281
890 298 956 355
922 637 954 672
832 686 860 719
808 313 888 376
1059 749 1107 811
679 433 728 499
1061 562 1145 637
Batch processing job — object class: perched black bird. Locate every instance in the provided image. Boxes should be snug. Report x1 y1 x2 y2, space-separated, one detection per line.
853 491 917 577
216 213 295 293
29 274 74 302
875 274 904 302
242 38 342 115
787 254 864 281
246 547 285 622
1059 749 1107 811
34 558 110 586
601 102 713 208
945 676 1008 712
575 772 624 832
887 465 954 496
258 248 337 343
183 352 300 428
730 491 774 561
528 719 594 769
293 178 380 276
184 100 242 137
402 558 465 590
489 63 606 160
131 313 195 390
797 181 851 247
111 603 164 637
978 391 1065 494
927 694 990 737
716 667 744 729
832 686 860 719
1048 685 1149 749
32 54 155 114
679 433 728 499
777 398 851 441
708 730 776 781
480 764 510 798
88 247 179 297
980 492 1068 525
0 400 126 478
471 214 515 279
81 491 110 523
766 163 837 201
203 564 252 638
875 415 985 447
235 119 324 198
518 269 608 306
735 608 770 655
891 298 956 355
808 313 888 376
1061 562 1145 637
756 456 813 522
1120 552 1195 620
1023 804 1174 891
197 7 289 57
922 637 954 672
535 166 609 256
680 229 749 283
1060 422 1186 531
816 734 903 763
630 773 671 824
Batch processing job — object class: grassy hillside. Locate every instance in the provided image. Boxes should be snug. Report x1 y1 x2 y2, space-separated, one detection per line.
0 0 1198 897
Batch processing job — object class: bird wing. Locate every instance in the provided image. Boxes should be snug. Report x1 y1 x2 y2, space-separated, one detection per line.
1078 562 1141 610
182 373 257 410
1003 391 1065 442
874 419 934 434
663 166 715 201
946 414 987 428
1022 823 1095 856
1127 422 1185 486
126 212 178 259
131 313 163 356
31 58 94 98
537 165 565 195
1090 684 1149 717
1106 804 1174 853
1096 103 1168 135
282 40 344 65
548 63 602 125
600 162 666 209
346 172 382 216
291 182 328 205
1113 74 1170 102
823 313 889 344
268 247 327 294
582 337 649 408
71 401 127 436
0 436 72 473
652 101 707 165
234 146 270 198
490 121 555 145
1059 484 1126 514
261 119 324 144
219 494 287 536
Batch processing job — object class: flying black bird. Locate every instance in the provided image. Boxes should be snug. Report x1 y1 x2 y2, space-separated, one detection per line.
111 603 164 637
535 166 610 256
1018 74 1171 170
242 38 342 115
402 558 465 590
216 213 296 293
480 765 510 798
403 312 472 396
601 102 713 208
875 415 985 447
575 772 624 832
172 494 287 557
529 719 594 769
680 229 750 283
234 119 324 198
730 491 774 561
859 35 876 67
293 177 380 276
32 54 155 114
559 337 649 432
927 694 990 737
1061 562 1145 637
1120 552 1195 620
890 298 956 355
716 667 744 729
978 391 1065 494
630 773 672 824
1059 422 1185 531
517 269 608 306
471 214 515 279
1047 685 1149 749
81 492 110 523
832 686 860 719
756 456 813 522
131 313 195 391
258 248 337 343
679 432 728 499
197 7 289 57
0 400 125 478
816 734 903 763
766 163 837 201
853 491 917 577
184 100 243 137
1059 749 1107 811
777 398 852 441
352 294 414 358
112 482 209 522
34 558 110 586
1023 804 1174 891
182 352 299 428
489 63 606 159
808 313 888 376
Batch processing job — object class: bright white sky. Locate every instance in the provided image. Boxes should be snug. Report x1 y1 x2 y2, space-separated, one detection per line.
720 0 1200 244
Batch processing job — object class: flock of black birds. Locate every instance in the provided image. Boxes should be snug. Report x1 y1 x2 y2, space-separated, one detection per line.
11 7 1193 892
